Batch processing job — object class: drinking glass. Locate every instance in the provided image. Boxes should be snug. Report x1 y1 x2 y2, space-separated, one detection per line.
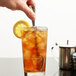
22 26 48 76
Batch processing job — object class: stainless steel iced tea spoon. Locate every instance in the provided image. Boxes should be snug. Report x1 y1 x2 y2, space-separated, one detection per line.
31 5 44 70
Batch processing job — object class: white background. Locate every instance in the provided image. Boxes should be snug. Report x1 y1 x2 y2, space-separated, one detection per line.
0 0 76 57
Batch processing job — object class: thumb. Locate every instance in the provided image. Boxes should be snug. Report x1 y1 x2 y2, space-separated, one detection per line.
18 2 35 20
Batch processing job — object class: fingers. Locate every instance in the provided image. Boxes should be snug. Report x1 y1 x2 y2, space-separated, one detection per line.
26 0 36 20
22 4 35 20
17 0 36 20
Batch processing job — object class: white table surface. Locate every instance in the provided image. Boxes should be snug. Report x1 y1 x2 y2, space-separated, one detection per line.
0 57 58 76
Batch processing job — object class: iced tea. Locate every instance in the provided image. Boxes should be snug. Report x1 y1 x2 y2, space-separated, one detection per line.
22 26 47 73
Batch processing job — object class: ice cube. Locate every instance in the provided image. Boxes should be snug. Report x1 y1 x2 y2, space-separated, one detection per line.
23 50 31 60
39 51 46 57
22 32 36 49
22 39 35 49
36 31 47 44
37 42 46 50
32 55 44 71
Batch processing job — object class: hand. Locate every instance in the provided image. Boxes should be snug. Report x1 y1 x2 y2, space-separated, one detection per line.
0 0 36 20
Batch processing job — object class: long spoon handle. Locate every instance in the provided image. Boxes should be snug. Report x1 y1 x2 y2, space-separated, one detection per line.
31 5 35 26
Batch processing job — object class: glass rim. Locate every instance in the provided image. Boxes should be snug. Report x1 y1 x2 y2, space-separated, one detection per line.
23 26 48 31
21 26 48 32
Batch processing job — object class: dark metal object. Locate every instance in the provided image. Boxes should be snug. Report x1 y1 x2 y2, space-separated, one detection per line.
67 40 69 45
55 43 58 46
31 6 35 26
59 70 76 76
59 46 76 70
51 40 76 70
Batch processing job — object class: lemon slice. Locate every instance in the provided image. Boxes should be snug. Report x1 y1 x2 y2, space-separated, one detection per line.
13 20 30 38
